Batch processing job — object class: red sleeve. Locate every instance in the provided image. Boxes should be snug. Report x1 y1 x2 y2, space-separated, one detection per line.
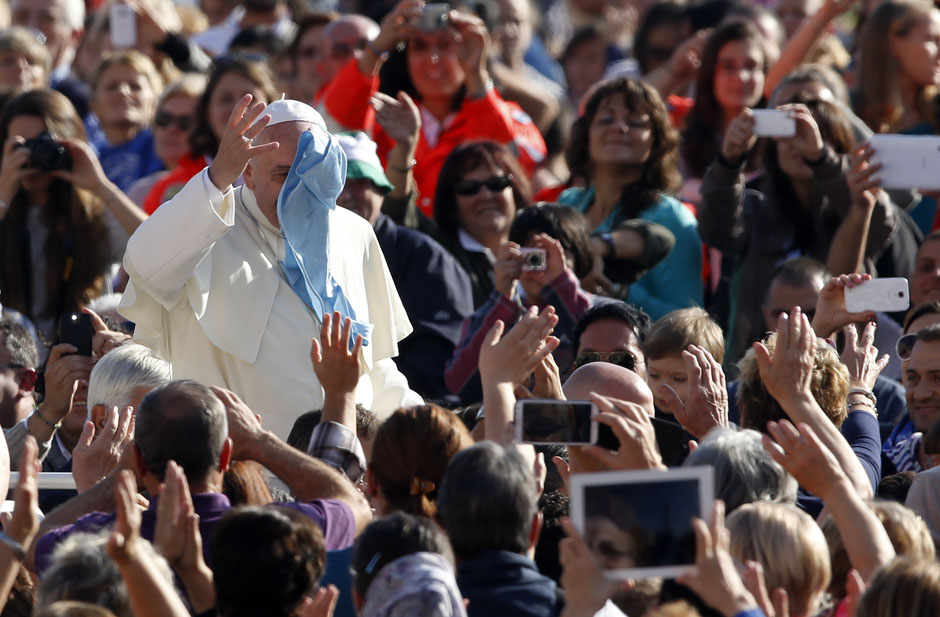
322 58 378 133
459 89 547 175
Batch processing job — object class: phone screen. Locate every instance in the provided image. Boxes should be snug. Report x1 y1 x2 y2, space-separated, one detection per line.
519 401 595 444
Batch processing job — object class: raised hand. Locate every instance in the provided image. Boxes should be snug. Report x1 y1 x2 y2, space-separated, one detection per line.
478 306 559 388
752 307 816 406
583 393 665 471
4 437 40 548
847 143 881 212
519 233 567 290
450 11 490 93
106 470 143 564
371 0 423 55
72 406 135 493
840 322 889 390
310 311 363 397
0 136 33 204
207 94 278 191
209 386 263 461
761 419 845 499
657 345 729 440
721 108 757 162
371 91 421 149
559 518 631 616
493 241 523 298
677 501 761 617
84 308 132 358
776 104 824 161
40 343 95 426
51 138 113 193
810 273 875 338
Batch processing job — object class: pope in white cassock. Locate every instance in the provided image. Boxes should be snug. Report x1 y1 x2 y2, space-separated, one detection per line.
118 94 423 438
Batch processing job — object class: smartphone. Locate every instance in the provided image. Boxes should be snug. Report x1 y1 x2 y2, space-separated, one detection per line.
520 247 547 272
110 3 137 49
752 109 797 138
869 134 940 190
844 277 910 314
597 416 690 467
417 3 450 30
59 312 94 357
515 399 598 445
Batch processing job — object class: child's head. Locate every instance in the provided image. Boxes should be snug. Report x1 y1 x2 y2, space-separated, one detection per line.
643 307 724 407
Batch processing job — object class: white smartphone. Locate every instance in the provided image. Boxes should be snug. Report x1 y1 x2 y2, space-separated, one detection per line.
752 109 797 138
110 3 137 49
869 134 940 190
514 399 598 446
844 277 910 313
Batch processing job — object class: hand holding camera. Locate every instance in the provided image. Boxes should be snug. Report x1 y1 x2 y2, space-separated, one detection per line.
0 136 33 204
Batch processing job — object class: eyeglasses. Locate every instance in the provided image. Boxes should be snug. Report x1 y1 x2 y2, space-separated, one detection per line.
573 350 637 372
0 362 25 370
154 111 193 131
454 174 513 196
330 39 367 59
897 333 918 360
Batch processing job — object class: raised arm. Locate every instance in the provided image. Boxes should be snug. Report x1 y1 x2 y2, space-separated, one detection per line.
753 308 874 497
124 95 276 297
210 386 372 533
763 420 895 581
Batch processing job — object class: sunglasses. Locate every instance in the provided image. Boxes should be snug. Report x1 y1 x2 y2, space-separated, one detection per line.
897 333 917 361
573 350 637 372
454 174 513 196
154 111 193 131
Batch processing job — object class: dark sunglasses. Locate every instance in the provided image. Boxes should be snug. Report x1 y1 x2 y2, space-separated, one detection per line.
897 333 917 361
454 174 513 196
573 350 636 372
154 111 193 131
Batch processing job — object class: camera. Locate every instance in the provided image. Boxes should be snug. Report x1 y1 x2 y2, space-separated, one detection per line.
22 133 72 171
520 247 547 272
416 3 450 31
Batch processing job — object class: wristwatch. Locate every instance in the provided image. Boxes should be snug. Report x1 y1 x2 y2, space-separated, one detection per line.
593 231 616 258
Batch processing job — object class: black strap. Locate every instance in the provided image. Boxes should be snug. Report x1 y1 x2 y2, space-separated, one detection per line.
17 223 32 318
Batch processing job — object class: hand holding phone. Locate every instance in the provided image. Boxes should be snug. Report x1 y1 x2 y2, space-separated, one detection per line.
752 109 797 138
59 312 94 357
515 399 597 445
843 277 910 314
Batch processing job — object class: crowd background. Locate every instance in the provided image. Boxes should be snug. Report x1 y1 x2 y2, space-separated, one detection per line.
3 0 940 615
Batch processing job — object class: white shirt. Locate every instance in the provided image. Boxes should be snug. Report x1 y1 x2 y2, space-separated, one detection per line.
119 168 422 437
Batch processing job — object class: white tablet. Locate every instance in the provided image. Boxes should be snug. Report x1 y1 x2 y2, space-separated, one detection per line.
869 134 940 190
569 466 713 580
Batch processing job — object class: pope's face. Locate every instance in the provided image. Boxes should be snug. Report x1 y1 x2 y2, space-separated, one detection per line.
244 121 313 227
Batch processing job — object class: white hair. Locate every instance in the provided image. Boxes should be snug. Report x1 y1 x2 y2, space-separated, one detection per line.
86 344 172 418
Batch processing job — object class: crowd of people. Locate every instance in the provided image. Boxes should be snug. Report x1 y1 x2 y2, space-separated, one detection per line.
1 0 940 615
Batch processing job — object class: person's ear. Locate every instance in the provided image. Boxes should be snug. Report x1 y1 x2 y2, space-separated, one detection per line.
91 404 108 431
132 444 148 479
528 510 544 556
218 437 233 472
243 161 256 190
17 369 37 394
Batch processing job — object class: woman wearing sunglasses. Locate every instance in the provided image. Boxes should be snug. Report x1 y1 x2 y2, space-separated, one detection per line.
126 74 206 207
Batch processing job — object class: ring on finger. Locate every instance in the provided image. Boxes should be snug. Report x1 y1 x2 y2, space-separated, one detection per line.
241 134 252 145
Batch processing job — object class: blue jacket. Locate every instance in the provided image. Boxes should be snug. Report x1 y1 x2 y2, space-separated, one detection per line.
373 214 474 399
457 550 563 617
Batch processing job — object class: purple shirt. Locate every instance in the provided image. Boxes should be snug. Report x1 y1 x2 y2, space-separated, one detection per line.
34 492 356 575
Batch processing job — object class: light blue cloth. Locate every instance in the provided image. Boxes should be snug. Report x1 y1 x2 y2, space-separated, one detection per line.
277 128 373 347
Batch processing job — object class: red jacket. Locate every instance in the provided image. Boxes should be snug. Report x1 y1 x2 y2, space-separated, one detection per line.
143 152 209 215
323 59 547 217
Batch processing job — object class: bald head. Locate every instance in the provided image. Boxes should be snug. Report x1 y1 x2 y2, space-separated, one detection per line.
324 14 380 42
563 362 655 416
318 15 379 84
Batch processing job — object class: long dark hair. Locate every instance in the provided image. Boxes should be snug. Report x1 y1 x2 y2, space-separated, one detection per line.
0 89 110 323
681 20 767 178
566 77 681 219
188 55 276 159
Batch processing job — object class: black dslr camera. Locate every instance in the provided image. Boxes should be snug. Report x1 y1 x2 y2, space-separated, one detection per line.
22 133 72 171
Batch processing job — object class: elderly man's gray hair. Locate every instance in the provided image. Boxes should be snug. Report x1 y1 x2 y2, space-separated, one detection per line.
37 531 173 617
684 427 798 512
86 344 172 418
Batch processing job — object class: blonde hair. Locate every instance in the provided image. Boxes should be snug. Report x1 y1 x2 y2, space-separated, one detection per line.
857 0 939 133
736 332 850 431
726 502 831 617
823 500 936 599
0 27 52 81
857 557 940 617
91 50 163 99
643 307 725 363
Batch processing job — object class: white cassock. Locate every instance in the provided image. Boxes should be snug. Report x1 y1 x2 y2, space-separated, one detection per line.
119 168 423 438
